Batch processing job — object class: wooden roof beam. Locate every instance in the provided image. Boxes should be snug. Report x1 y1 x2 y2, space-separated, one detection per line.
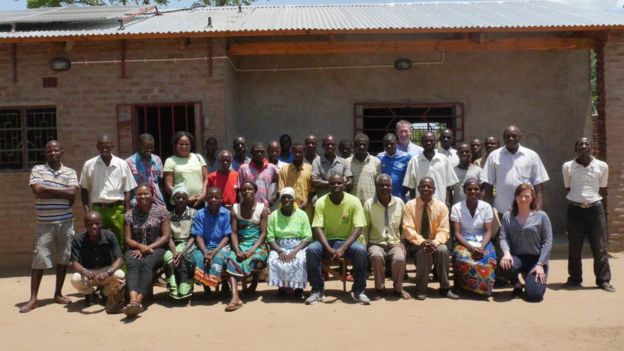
228 37 595 56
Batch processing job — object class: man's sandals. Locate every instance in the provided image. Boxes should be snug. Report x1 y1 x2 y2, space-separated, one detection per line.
225 301 243 312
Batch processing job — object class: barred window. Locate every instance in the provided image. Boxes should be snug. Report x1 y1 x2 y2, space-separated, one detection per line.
0 107 57 171
354 103 464 154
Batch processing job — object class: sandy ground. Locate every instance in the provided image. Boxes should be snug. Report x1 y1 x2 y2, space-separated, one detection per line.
2 254 623 351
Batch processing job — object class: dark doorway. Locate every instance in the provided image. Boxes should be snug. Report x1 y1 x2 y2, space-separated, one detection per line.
354 103 464 154
133 103 197 160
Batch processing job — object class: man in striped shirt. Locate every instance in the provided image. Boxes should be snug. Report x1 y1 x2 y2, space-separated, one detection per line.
20 140 79 313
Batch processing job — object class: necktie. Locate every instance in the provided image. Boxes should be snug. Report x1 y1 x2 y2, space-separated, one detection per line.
421 205 430 240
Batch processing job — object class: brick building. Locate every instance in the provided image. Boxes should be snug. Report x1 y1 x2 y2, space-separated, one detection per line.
1 2 623 269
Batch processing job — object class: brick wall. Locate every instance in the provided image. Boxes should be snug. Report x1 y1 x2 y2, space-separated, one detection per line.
0 38 229 270
604 32 624 251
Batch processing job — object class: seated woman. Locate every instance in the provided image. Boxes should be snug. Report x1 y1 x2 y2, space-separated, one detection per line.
450 178 496 297
220 181 269 311
266 187 312 299
123 184 170 316
500 183 553 302
163 184 197 300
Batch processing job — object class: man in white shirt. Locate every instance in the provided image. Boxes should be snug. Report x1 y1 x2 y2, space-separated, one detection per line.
437 129 459 167
395 120 423 158
482 125 549 213
80 135 137 248
403 131 458 205
562 137 614 292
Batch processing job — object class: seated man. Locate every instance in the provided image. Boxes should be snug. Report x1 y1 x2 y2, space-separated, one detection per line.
364 174 410 300
70 211 125 313
191 187 232 293
403 177 458 300
306 174 369 305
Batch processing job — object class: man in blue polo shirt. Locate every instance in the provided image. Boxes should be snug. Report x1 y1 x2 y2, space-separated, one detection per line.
191 187 232 294
377 133 412 201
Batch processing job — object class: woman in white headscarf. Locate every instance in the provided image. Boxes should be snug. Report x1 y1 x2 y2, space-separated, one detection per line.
266 187 313 299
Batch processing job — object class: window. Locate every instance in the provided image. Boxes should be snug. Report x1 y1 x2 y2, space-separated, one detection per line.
0 107 57 171
354 103 464 154
132 103 199 161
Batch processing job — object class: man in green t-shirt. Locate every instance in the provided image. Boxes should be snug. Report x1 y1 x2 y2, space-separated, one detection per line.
306 174 369 305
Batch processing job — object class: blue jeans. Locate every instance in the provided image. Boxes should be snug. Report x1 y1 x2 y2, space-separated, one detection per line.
306 240 368 295
567 202 611 286
509 254 548 302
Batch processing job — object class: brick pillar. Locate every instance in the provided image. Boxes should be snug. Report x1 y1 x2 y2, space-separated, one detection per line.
604 32 624 251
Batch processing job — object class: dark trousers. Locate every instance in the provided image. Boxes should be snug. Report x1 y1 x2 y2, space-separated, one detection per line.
567 202 612 286
306 240 367 295
509 254 547 302
125 248 166 295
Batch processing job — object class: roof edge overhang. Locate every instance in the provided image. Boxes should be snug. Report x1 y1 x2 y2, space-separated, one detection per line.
0 25 618 44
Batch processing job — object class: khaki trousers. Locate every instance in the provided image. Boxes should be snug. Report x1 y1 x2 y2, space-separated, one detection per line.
71 268 125 297
368 243 406 291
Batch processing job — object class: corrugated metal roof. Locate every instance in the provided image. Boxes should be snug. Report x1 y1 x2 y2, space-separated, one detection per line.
0 5 148 24
0 1 623 40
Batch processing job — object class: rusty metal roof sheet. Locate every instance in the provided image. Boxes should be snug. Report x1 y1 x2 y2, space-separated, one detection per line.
0 1 623 40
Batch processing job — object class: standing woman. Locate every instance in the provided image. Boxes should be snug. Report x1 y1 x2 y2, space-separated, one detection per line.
500 183 552 302
123 184 170 316
266 187 312 298
223 181 269 311
164 131 208 209
451 178 496 297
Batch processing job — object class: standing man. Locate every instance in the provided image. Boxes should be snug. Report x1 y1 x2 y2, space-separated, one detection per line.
377 133 412 200
20 140 78 313
563 137 614 292
126 133 164 206
338 138 354 159
364 174 410 300
474 136 500 168
348 133 380 205
311 135 353 198
80 134 137 248
306 175 369 305
403 177 458 300
304 134 320 165
278 134 293 164
438 129 459 167
207 150 239 208
451 143 483 204
482 125 549 213
70 211 125 311
470 138 483 165
231 136 250 171
395 120 423 157
239 142 280 207
279 142 314 213
268 140 289 169
403 131 458 205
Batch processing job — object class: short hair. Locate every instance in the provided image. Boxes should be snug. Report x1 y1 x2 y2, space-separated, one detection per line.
462 177 481 191
396 120 411 129
205 137 218 145
218 149 231 158
239 180 258 192
139 133 154 144
172 131 194 148
250 142 265 153
375 173 392 185
382 133 397 142
353 133 369 143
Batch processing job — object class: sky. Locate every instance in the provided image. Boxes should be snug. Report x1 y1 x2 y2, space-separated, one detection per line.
0 0 622 12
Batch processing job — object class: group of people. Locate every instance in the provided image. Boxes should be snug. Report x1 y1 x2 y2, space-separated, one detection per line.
19 120 615 316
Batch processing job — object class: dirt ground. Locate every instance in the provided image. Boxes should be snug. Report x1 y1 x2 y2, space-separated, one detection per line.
2 253 622 351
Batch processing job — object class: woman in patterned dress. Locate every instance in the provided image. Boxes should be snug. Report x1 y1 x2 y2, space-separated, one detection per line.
221 181 269 311
450 178 497 297
266 187 312 299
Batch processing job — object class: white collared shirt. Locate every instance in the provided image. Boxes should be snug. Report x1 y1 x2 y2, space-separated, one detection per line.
398 142 423 158
402 151 459 203
562 157 608 203
450 199 493 243
437 146 459 167
80 155 137 203
482 145 549 213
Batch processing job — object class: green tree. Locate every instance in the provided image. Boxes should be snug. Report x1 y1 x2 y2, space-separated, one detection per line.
27 0 253 8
